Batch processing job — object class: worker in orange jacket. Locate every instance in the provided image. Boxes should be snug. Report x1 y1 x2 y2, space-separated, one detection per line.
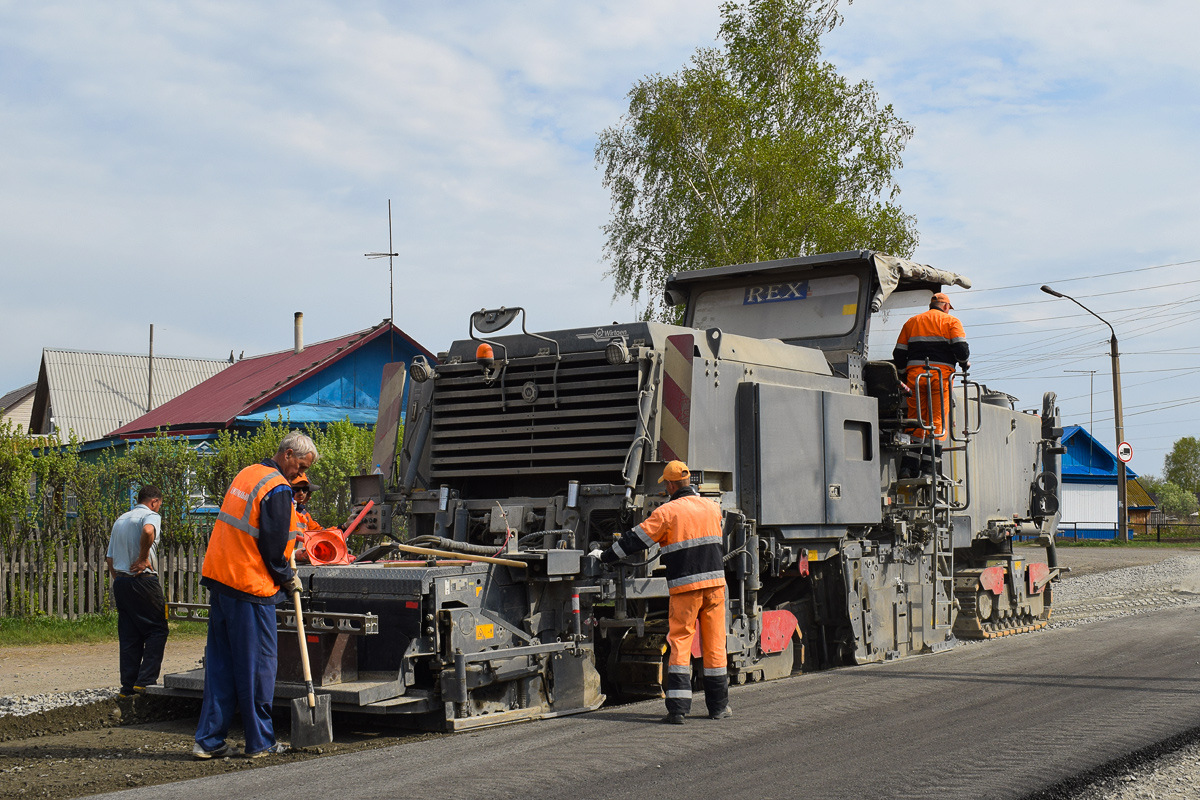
893 291 970 476
193 431 317 760
590 460 730 724
291 472 324 534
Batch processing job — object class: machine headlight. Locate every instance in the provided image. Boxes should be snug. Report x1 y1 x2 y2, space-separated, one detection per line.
605 339 630 366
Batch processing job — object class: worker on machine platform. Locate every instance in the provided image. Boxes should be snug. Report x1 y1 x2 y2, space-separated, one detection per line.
589 460 731 724
892 291 971 477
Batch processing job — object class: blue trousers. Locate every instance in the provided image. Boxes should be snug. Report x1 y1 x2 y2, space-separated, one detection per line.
195 592 279 754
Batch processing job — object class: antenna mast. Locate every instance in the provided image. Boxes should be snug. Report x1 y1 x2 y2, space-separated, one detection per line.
365 199 399 360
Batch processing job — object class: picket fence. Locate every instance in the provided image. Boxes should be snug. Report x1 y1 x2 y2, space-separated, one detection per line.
0 539 207 618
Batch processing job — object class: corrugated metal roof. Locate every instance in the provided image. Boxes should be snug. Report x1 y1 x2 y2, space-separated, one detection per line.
0 382 36 414
112 321 433 437
30 350 231 442
1127 478 1155 510
0 382 37 431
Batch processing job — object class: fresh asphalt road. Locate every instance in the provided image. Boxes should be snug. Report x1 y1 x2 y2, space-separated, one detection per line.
96 608 1200 800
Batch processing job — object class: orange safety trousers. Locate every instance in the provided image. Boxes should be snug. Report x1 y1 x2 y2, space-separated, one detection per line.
904 364 954 442
667 584 727 668
664 584 729 717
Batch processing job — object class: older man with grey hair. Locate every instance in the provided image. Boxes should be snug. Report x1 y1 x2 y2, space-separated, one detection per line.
194 431 318 759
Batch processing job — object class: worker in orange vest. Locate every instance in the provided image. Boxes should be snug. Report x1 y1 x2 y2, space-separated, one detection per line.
590 460 730 724
193 431 317 760
291 472 324 533
892 291 970 477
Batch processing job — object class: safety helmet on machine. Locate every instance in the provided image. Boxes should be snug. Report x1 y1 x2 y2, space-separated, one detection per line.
658 460 690 484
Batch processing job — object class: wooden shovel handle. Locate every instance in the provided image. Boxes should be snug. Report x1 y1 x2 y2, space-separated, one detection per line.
288 551 317 709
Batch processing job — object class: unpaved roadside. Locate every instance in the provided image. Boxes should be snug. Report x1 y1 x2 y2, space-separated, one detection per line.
1 639 208 698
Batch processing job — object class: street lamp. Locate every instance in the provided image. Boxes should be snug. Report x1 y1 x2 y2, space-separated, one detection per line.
1041 285 1127 542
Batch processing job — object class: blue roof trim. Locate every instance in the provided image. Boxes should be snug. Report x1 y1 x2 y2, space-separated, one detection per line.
1061 425 1137 480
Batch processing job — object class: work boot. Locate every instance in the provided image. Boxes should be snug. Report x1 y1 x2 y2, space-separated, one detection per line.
661 713 686 725
709 706 733 720
193 742 240 759
245 742 289 758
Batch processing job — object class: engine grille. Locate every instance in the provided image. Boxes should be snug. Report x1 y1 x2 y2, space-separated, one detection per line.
429 351 641 480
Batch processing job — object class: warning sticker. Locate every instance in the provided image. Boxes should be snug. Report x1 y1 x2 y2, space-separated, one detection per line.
475 623 495 641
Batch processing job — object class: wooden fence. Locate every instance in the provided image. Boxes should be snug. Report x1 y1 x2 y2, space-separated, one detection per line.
0 540 207 618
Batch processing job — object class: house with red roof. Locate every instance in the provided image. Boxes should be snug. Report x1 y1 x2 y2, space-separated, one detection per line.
111 317 434 440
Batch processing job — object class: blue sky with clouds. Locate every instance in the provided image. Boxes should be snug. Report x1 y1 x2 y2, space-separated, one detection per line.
2 1 1197 476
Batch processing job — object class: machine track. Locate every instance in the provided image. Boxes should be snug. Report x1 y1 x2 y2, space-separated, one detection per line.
953 587 1052 640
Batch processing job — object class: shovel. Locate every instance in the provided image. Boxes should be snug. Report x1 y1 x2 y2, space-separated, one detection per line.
288 552 333 748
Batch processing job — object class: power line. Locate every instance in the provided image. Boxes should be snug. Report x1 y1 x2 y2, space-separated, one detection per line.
954 275 1200 312
964 257 1200 294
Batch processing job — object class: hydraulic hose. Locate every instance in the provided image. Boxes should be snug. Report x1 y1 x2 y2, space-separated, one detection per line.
407 536 503 557
517 529 576 547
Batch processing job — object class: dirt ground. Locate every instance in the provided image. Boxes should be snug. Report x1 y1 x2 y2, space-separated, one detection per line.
2 545 1197 799
1 638 208 698
0 694 431 797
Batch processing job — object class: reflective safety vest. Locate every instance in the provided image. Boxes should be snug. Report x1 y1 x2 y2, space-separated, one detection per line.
202 464 298 598
609 489 726 594
296 508 323 532
892 308 969 372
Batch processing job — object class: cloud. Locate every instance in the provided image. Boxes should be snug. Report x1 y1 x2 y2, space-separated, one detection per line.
1 0 1196 474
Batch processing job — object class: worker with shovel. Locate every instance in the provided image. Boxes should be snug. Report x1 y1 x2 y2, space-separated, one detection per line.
193 431 319 759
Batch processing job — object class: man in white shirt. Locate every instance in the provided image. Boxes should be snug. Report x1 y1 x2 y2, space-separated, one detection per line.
106 486 168 696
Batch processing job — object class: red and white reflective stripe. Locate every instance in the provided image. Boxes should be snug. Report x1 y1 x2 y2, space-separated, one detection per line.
571 594 580 616
658 333 693 462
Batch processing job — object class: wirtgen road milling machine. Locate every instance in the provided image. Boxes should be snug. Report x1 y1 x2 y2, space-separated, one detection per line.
161 250 1065 731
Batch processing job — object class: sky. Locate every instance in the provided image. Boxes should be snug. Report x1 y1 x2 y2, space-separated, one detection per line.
1 0 1198 477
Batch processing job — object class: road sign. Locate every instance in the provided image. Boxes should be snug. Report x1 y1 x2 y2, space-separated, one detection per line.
1117 441 1133 463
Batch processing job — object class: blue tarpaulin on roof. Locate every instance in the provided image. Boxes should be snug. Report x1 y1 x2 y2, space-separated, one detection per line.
236 404 380 426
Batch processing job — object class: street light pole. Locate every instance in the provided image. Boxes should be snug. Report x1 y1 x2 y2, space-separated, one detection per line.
1042 285 1127 542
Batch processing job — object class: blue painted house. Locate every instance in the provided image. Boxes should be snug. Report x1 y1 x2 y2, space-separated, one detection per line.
111 319 433 438
1059 426 1153 539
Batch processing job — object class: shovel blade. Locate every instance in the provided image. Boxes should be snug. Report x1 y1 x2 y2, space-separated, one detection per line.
289 693 333 749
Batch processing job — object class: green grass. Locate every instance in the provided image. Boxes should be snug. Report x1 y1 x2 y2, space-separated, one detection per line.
0 611 208 647
1051 538 1200 549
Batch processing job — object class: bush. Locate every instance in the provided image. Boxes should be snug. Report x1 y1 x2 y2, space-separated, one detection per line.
0 414 387 549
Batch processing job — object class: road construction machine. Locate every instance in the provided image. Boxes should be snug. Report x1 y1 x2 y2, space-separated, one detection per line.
160 250 1064 731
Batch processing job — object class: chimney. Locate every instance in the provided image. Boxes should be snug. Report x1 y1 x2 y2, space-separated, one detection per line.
294 312 304 354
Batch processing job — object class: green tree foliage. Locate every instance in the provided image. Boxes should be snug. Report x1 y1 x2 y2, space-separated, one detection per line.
595 0 918 319
1156 481 1198 519
195 415 293 505
0 415 381 549
1164 436 1200 495
0 419 41 547
195 415 380 528
1143 472 1200 519
303 419 379 527
116 434 208 544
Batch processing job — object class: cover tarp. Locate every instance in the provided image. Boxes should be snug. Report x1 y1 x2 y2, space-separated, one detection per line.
871 254 972 312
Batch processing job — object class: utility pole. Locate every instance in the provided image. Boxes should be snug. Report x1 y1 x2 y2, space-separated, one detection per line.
147 324 155 413
1065 369 1097 465
1042 286 1127 542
